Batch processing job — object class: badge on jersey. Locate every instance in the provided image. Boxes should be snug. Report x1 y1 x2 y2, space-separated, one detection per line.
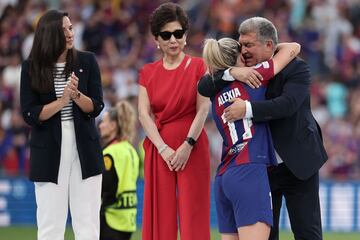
103 154 113 171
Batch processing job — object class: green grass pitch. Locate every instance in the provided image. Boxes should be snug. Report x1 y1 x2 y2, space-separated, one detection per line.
0 226 359 240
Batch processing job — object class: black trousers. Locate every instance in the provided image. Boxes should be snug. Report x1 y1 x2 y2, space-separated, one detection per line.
100 213 133 240
268 163 322 240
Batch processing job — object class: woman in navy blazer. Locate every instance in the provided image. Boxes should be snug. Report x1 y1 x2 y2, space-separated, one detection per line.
20 10 104 240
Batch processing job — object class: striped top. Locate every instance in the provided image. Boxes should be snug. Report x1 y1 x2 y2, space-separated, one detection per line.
54 62 73 121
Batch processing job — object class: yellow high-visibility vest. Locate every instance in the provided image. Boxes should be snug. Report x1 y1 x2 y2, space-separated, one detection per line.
103 140 139 232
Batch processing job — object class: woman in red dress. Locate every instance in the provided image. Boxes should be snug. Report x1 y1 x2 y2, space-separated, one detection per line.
138 3 210 240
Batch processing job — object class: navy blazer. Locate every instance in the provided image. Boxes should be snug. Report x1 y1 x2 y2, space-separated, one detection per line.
20 51 105 183
251 57 328 180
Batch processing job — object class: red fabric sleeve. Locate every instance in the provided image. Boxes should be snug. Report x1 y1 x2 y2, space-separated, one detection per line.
252 59 274 86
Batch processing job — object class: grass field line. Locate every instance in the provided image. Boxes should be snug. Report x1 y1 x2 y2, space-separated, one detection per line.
0 226 359 240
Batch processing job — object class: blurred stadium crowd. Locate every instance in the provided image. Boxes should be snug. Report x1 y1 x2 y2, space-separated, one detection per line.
0 0 360 180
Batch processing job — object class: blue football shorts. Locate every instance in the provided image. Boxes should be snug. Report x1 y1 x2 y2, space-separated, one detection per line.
214 163 273 233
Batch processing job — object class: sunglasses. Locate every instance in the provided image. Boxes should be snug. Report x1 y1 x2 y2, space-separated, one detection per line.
158 29 185 40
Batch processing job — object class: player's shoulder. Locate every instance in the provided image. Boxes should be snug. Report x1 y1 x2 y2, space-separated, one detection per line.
253 60 273 70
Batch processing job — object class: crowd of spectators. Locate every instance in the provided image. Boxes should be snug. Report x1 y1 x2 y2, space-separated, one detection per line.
0 0 359 180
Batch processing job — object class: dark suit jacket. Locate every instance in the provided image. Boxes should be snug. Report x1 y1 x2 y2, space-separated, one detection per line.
20 51 105 183
251 57 327 180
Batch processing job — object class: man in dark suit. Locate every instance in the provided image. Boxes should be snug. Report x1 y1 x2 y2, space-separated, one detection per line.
220 17 328 240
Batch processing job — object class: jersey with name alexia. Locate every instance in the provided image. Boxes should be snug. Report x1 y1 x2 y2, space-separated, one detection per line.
200 60 278 175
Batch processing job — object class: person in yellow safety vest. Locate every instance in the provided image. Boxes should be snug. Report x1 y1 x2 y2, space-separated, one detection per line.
99 100 139 240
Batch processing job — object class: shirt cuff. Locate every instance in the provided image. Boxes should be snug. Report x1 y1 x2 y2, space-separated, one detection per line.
223 68 235 81
245 100 253 118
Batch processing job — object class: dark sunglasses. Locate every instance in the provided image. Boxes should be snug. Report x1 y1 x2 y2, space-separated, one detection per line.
158 29 185 40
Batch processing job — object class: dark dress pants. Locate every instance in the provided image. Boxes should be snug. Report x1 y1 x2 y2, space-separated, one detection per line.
268 163 322 240
100 212 132 240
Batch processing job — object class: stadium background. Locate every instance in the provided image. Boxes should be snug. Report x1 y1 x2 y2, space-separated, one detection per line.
0 0 360 239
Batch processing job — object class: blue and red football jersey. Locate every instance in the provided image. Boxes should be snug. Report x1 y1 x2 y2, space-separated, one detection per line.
207 60 278 175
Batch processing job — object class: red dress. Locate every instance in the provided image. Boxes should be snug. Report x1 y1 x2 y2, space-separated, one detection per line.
139 55 210 240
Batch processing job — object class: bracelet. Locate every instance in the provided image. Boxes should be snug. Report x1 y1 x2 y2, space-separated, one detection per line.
158 144 168 154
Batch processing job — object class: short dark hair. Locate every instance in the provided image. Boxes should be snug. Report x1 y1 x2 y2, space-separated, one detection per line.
149 2 189 38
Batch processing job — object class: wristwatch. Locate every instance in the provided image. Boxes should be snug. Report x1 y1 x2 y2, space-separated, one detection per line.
185 137 196 146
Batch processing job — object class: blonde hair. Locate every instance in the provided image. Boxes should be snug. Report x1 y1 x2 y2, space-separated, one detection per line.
202 38 241 72
108 100 136 142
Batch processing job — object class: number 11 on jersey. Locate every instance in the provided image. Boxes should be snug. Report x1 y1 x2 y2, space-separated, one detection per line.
221 113 253 144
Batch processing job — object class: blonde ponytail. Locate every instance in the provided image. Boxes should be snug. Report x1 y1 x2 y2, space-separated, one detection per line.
202 37 241 72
